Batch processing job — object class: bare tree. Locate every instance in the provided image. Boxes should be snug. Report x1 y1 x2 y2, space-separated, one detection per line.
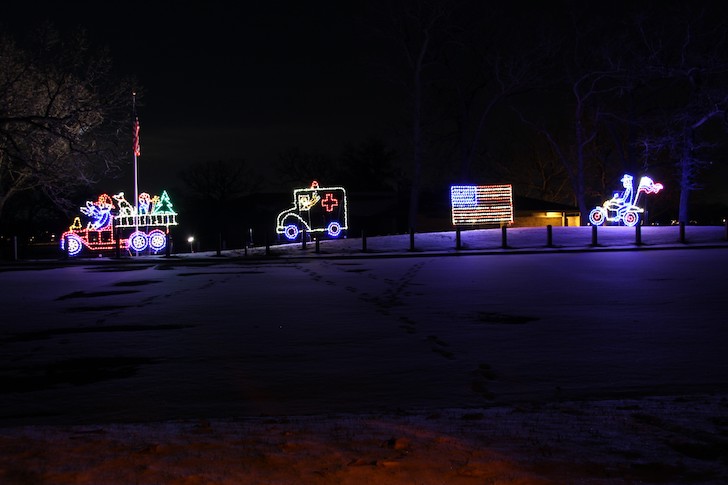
178 158 258 252
339 138 400 191
365 0 454 231
494 141 572 203
0 24 134 221
513 7 630 225
634 6 728 223
178 159 256 203
436 5 546 183
273 147 338 188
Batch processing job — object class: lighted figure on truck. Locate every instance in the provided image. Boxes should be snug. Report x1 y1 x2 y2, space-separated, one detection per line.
451 184 514 226
588 174 664 227
276 181 348 241
60 190 179 256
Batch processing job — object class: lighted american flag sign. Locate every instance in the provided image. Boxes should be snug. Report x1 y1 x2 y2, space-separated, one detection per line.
450 184 514 225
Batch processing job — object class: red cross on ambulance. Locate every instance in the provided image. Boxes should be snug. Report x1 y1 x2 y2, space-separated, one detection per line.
322 193 339 212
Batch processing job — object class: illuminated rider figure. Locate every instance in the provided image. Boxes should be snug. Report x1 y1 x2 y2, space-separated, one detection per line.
589 173 663 226
608 174 635 223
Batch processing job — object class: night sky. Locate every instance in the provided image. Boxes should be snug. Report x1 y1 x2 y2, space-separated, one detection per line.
4 2 398 191
4 1 728 208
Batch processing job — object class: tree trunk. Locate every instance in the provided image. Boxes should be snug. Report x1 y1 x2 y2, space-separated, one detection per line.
575 112 588 226
678 130 693 224
408 30 429 233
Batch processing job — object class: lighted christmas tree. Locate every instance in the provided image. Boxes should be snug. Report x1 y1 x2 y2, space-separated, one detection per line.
152 190 177 215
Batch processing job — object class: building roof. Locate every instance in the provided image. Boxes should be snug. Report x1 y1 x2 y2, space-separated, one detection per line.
514 196 580 212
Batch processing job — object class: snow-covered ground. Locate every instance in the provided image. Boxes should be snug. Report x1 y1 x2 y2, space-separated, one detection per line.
1 225 727 484
223 223 728 258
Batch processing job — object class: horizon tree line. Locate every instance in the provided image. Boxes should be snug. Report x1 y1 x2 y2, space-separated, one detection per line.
2 3 727 238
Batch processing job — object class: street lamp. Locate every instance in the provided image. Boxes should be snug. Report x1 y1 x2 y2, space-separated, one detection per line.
187 236 195 253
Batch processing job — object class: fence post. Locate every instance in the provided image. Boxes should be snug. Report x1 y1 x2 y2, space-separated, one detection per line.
315 236 320 254
501 226 508 249
409 227 415 251
635 224 642 246
13 236 18 261
301 228 307 250
591 225 598 246
115 228 121 258
725 219 728 241
165 233 171 257
679 221 686 244
546 225 553 247
64 234 70 259
455 227 461 250
265 232 271 256
361 229 367 253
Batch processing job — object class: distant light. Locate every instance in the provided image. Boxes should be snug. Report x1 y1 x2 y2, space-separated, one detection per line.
187 236 195 243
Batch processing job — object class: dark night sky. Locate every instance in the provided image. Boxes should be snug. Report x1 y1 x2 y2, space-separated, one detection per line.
4 1 728 208
5 2 399 192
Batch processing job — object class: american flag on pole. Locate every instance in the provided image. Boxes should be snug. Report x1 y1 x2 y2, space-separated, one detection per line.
133 117 141 157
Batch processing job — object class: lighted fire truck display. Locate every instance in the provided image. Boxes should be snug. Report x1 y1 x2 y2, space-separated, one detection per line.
276 181 348 241
60 190 178 256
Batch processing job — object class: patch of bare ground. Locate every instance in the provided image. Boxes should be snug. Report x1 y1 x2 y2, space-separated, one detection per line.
1 394 726 484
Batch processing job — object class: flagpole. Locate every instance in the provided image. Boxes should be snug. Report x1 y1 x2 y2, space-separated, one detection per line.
132 92 139 233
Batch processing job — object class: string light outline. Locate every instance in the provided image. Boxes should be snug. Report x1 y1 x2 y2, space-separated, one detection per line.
451 184 514 225
60 190 178 255
276 181 348 240
589 174 664 226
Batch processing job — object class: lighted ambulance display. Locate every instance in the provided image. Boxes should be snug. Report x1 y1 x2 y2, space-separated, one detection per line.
276 181 348 241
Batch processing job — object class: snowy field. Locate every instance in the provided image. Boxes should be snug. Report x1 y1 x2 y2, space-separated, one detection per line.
1 225 727 484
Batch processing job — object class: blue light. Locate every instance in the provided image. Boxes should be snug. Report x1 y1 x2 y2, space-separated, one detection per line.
148 229 167 252
128 231 149 252
451 186 477 208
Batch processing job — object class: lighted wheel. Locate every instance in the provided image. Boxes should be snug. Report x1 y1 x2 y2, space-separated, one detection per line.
62 234 84 256
148 229 167 252
623 211 639 227
283 224 299 241
588 207 606 226
327 221 342 237
128 231 149 252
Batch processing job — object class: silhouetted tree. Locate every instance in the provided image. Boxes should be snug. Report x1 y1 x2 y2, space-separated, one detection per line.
339 138 400 191
633 5 728 223
179 159 256 203
435 4 545 183
365 0 455 231
178 158 258 251
513 5 632 224
274 147 338 188
494 141 572 203
0 24 134 222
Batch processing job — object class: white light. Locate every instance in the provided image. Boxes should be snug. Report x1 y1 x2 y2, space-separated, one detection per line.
60 190 179 256
588 174 663 226
276 181 348 240
451 184 514 225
